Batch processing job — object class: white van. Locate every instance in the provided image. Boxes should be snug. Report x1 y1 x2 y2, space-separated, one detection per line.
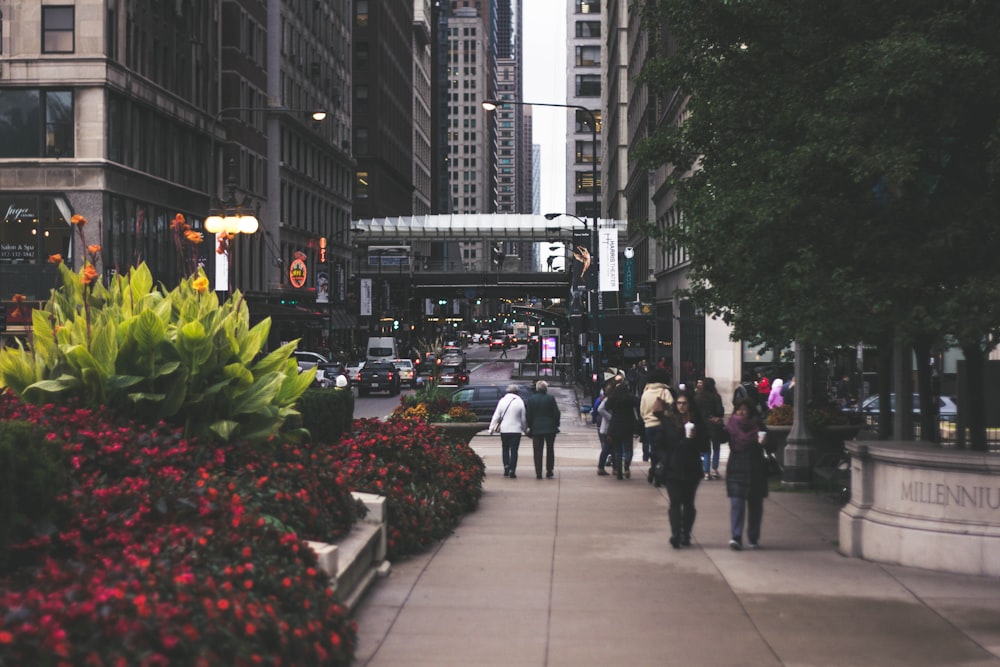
366 336 398 363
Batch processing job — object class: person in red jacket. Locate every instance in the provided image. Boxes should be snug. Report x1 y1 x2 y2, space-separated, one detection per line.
756 372 770 415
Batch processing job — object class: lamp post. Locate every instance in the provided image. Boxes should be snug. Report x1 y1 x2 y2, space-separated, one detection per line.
207 106 327 294
482 98 601 393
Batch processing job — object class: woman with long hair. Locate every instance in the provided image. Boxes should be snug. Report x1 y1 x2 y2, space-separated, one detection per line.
694 377 724 480
654 394 708 548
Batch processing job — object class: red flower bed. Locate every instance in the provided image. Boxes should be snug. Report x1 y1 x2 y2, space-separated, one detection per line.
331 416 486 560
0 392 361 665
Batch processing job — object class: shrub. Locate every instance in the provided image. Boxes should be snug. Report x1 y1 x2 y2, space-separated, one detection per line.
298 387 355 443
0 391 360 665
332 417 485 559
0 420 69 574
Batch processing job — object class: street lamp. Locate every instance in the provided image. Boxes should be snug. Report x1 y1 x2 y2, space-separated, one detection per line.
483 98 601 392
207 106 327 293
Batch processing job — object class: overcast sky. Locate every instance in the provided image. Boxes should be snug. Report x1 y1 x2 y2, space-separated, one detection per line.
522 2 568 213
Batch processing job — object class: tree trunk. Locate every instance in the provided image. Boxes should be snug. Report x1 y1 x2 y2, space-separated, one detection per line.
913 335 938 443
960 343 987 451
876 336 892 439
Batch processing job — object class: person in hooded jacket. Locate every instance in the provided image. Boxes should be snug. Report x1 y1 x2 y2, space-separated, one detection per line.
767 378 785 410
654 393 709 548
724 397 769 550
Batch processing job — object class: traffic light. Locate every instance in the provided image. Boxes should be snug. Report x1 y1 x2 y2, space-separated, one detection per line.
393 319 400 330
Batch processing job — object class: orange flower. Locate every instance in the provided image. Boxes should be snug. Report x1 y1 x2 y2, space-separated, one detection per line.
81 264 99 285
171 213 187 230
87 244 102 255
192 276 209 293
185 230 204 244
12 294 25 303
70 214 88 226
49 254 63 264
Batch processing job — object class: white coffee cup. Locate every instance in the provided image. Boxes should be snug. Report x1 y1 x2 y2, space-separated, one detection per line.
684 422 695 438
758 431 767 444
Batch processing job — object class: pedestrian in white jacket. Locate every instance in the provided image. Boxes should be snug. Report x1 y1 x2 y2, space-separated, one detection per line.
490 384 528 478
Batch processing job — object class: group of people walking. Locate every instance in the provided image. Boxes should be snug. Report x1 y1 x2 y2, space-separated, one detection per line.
593 370 775 551
488 371 777 552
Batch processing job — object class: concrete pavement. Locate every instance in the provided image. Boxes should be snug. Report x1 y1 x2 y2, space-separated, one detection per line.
351 386 1000 666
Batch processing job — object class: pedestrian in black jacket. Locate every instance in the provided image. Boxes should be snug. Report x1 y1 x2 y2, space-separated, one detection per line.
605 376 639 480
654 394 708 548
724 398 769 550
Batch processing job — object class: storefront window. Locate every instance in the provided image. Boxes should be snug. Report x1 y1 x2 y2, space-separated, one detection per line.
0 195 72 264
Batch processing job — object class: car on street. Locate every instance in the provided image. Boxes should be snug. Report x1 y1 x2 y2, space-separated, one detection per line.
413 365 438 388
293 350 329 373
448 384 532 422
489 332 510 351
345 361 366 386
438 363 469 387
392 359 415 387
356 362 401 397
851 393 958 423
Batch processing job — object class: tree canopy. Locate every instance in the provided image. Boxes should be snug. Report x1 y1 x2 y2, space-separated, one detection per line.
637 0 1000 353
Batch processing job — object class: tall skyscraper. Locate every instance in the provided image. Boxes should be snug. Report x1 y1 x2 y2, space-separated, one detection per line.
352 0 417 218
566 0 602 221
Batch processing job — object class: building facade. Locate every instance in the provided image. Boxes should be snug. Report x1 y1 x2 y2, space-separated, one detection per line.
0 0 355 352
566 0 602 222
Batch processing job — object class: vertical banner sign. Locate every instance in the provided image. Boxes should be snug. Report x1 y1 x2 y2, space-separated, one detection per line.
425 298 434 316
316 270 330 304
622 246 635 298
214 234 228 292
335 262 346 303
360 278 372 317
570 228 594 292
598 228 619 292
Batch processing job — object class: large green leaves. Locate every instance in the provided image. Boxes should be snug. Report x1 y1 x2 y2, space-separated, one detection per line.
0 263 311 445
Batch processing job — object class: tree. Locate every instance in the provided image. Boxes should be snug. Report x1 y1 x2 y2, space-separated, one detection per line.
637 0 1000 448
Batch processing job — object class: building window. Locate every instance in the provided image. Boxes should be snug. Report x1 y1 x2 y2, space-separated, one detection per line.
575 170 600 195
356 171 369 199
575 21 600 38
575 45 601 67
575 110 602 133
355 0 369 27
575 0 598 14
575 74 601 97
42 6 75 53
575 141 600 164
0 89 74 158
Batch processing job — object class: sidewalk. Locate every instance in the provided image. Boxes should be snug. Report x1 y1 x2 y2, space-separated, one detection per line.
351 387 1000 666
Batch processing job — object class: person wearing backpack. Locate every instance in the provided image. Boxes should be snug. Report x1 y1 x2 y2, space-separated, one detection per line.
640 368 674 481
733 371 759 415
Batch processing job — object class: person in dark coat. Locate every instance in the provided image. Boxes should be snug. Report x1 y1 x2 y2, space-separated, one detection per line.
724 397 769 550
694 377 725 480
525 380 561 479
605 375 640 480
654 395 709 548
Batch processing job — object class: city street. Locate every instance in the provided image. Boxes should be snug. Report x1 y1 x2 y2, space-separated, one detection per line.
351 342 529 420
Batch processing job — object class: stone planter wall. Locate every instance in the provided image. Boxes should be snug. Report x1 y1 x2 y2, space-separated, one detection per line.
840 441 1000 576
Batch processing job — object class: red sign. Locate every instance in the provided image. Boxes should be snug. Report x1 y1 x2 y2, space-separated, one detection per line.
288 258 308 288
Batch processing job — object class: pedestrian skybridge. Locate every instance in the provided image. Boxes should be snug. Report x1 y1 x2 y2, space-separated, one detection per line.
351 214 628 299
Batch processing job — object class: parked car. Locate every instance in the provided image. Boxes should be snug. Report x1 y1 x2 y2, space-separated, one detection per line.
315 361 348 388
449 384 532 422
438 363 469 387
851 393 958 423
293 350 329 373
345 361 366 386
392 359 415 387
356 362 401 397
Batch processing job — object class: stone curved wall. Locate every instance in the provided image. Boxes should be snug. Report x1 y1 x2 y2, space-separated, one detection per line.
840 441 1000 576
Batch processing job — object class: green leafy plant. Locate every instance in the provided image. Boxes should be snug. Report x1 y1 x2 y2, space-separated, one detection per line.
0 258 313 444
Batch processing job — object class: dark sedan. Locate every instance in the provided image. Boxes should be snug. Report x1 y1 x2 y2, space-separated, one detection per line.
448 384 532 422
438 363 469 387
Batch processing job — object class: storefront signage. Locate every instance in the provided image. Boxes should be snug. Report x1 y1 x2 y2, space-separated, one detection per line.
288 257 308 288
